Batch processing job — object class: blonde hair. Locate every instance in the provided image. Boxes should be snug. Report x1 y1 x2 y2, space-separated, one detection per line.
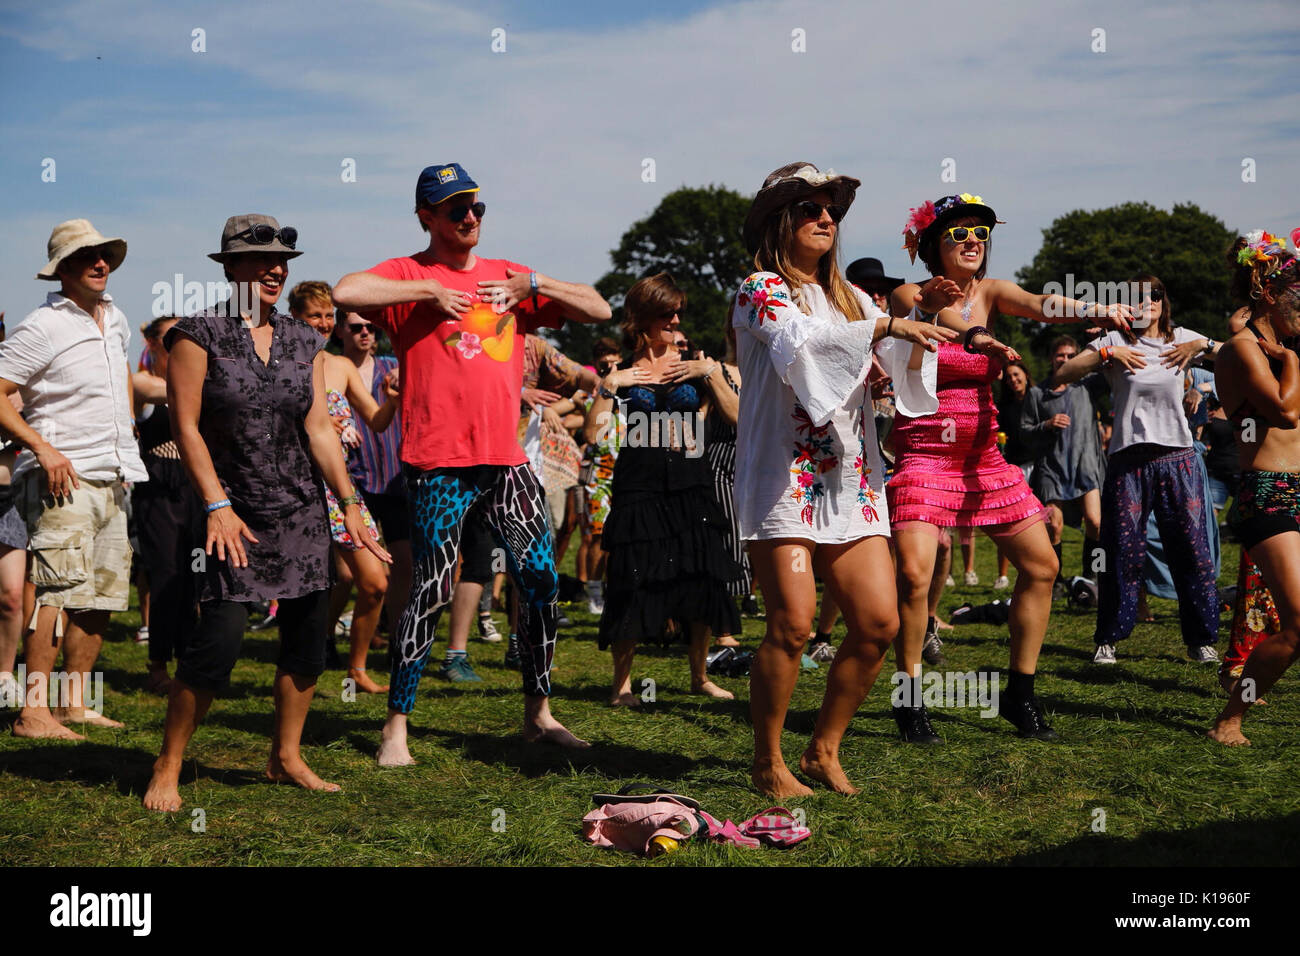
752 197 864 323
622 273 687 352
288 280 333 316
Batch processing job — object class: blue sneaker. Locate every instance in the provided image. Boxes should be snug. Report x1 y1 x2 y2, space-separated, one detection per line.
437 658 482 682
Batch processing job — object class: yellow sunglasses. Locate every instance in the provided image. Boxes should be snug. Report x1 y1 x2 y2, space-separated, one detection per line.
944 225 991 243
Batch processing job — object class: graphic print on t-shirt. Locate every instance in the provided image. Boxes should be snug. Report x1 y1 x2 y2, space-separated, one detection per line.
445 301 516 362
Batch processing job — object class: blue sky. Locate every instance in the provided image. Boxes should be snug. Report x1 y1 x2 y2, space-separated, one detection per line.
1 0 1298 354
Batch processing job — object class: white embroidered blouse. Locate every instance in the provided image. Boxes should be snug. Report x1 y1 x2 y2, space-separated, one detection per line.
731 271 935 543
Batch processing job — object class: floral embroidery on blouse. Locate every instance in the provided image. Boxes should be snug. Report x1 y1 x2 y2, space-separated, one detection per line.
738 274 793 327
789 403 837 526
854 412 880 523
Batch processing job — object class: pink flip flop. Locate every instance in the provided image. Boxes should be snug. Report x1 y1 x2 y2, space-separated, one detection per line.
739 807 811 849
698 810 761 849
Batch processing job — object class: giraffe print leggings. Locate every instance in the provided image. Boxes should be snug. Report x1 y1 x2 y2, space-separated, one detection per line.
388 463 558 713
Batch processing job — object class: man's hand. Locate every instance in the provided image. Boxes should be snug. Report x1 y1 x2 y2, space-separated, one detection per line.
477 268 534 314
540 404 566 434
427 282 473 320
34 443 79 498
1047 413 1071 430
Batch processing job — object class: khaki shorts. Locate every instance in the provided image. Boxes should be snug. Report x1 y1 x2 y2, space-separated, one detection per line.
18 472 132 611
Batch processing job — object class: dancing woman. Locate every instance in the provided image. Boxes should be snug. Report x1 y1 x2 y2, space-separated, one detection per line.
736 163 955 799
1050 274 1221 665
1208 229 1300 745
888 193 1130 743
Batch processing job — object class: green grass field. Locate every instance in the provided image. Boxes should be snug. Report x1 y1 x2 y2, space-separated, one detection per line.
2 526 1297 867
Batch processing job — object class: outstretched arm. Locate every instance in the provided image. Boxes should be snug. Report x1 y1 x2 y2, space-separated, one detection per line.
477 269 611 323
333 270 472 318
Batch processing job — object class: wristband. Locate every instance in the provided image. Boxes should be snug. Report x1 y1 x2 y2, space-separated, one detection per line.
962 326 992 354
704 363 718 380
1203 338 1216 354
206 499 231 514
1099 345 1114 364
886 316 895 337
338 492 362 508
529 272 539 295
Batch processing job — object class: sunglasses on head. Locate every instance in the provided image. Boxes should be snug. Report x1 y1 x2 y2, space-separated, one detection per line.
446 201 486 223
229 224 297 249
792 200 847 223
944 225 991 243
347 322 374 335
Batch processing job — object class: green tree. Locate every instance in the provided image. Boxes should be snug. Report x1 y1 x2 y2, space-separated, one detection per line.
1008 202 1236 380
552 185 753 363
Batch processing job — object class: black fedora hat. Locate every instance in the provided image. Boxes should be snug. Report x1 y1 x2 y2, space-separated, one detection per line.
846 257 904 292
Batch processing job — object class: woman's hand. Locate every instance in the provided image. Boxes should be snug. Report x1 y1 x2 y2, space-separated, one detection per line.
206 507 259 569
914 277 964 314
541 404 566 434
1111 345 1148 372
664 353 715 382
342 505 392 565
968 331 1021 364
603 366 650 390
1097 302 1135 335
1160 339 1206 372
888 318 960 352
522 387 561 408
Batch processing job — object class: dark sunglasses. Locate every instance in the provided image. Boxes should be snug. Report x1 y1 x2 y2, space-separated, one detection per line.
229 224 297 249
792 200 847 223
446 201 487 223
1139 288 1166 303
347 323 374 335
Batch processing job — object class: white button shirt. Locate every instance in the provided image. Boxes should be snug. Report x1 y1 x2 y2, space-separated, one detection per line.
0 291 147 483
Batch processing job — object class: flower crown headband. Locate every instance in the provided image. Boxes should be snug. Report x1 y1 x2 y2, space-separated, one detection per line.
1237 229 1300 275
901 193 1001 263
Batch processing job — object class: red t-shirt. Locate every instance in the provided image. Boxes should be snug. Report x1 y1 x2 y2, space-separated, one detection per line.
363 253 564 469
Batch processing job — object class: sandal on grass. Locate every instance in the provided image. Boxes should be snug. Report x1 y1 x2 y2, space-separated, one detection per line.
739 806 812 849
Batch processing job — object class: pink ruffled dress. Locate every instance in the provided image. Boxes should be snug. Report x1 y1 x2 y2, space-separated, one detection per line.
887 342 1044 528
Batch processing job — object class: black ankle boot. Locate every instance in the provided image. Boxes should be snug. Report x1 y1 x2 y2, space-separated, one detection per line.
892 704 943 744
998 690 1059 741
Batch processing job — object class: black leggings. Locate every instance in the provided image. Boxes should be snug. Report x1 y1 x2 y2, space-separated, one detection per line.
134 458 204 665
175 590 330 692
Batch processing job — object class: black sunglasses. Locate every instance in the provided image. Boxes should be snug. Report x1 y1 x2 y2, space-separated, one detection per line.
347 323 374 335
230 224 297 249
1140 288 1166 302
446 201 487 223
792 200 847 223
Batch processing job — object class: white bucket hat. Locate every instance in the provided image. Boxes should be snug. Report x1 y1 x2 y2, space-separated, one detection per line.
36 219 127 280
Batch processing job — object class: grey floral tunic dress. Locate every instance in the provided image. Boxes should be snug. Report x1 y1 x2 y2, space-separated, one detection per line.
165 306 331 603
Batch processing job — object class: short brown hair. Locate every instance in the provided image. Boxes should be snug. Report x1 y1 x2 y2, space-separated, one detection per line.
592 336 621 359
622 273 687 352
288 280 332 316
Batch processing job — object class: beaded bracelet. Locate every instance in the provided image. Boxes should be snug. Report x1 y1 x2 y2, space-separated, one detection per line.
963 326 992 354
338 492 363 508
205 498 231 513
1099 345 1114 365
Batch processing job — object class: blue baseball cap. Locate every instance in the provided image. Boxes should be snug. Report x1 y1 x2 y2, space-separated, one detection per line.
416 163 479 207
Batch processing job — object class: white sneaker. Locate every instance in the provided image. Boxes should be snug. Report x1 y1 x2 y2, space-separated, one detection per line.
477 613 503 643
335 611 353 637
1093 643 1117 664
809 641 837 663
993 575 1010 590
945 575 956 587
1188 644 1219 663
585 580 605 616
135 626 150 644
964 571 979 586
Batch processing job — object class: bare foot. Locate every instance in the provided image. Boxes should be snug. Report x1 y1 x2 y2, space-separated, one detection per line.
715 635 741 648
53 707 124 729
348 668 390 694
377 720 416 767
266 753 341 791
523 716 591 748
608 692 640 708
1207 717 1251 746
751 759 813 799
143 761 184 812
1218 674 1266 705
13 714 85 741
934 617 953 631
690 680 735 700
799 748 859 795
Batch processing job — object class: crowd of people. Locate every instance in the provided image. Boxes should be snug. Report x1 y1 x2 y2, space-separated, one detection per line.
1 159 1298 806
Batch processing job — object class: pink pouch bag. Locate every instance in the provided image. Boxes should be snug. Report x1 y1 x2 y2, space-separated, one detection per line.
581 797 700 856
